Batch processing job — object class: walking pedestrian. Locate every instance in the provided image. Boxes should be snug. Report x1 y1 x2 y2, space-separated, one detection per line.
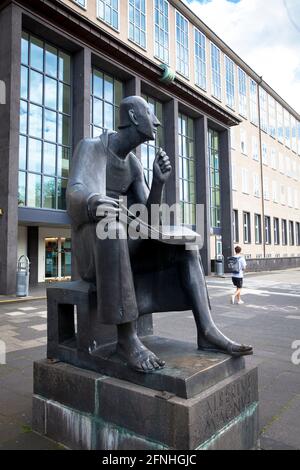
230 246 246 305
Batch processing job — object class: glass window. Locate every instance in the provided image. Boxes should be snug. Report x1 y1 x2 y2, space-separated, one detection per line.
179 114 195 225
30 70 43 105
21 66 28 100
73 0 87 7
30 36 44 71
259 88 268 133
45 76 58 110
27 173 42 208
277 103 284 143
141 95 164 186
176 11 189 77
45 109 57 143
289 221 295 246
28 138 42 173
57 178 68 210
252 136 259 161
250 79 258 125
57 147 70 179
281 219 287 245
43 176 56 209
29 104 43 139
154 0 169 64
18 171 26 206
291 116 297 153
243 212 251 244
240 129 247 155
19 135 27 171
21 32 29 66
238 67 247 118
225 56 235 109
268 96 276 138
274 218 280 245
59 52 71 84
284 110 291 148
128 0 146 49
90 67 123 137
211 43 221 100
208 129 221 229
254 214 262 244
195 28 206 90
19 33 71 209
45 44 58 78
97 0 119 30
265 216 271 245
233 210 239 243
262 143 268 165
242 168 249 194
253 174 260 198
296 222 300 246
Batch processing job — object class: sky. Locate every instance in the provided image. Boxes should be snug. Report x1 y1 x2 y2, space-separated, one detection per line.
183 0 300 114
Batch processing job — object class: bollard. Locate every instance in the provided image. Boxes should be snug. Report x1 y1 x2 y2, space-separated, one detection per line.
16 255 30 297
215 254 224 276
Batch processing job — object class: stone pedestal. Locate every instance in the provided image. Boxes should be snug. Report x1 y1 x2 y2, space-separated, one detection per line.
32 337 259 450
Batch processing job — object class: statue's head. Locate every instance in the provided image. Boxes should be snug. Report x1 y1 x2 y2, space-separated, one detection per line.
118 96 161 142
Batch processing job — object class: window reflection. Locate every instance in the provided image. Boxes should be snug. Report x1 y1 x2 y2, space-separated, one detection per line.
141 95 164 187
178 113 195 225
90 68 123 137
19 33 71 209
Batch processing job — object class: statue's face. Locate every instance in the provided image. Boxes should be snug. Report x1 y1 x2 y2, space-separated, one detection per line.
135 102 161 142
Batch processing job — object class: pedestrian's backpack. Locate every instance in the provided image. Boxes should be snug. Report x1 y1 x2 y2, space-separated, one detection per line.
227 256 240 274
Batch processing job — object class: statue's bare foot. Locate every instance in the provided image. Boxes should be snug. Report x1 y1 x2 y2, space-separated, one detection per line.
198 327 253 357
116 335 165 373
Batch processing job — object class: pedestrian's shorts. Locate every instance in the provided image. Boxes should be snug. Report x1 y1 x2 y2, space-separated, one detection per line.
232 277 243 288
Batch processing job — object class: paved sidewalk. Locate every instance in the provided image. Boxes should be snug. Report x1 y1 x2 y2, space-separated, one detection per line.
0 283 48 304
0 299 63 449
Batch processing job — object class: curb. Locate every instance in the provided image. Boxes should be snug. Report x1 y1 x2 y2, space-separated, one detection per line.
0 296 47 305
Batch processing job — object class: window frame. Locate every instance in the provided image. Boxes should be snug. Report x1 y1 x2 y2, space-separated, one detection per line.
128 0 147 50
243 211 251 244
97 0 120 32
254 213 262 244
194 27 207 91
153 0 170 64
175 10 189 78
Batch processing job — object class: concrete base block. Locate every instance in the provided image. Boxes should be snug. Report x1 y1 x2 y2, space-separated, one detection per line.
32 354 259 450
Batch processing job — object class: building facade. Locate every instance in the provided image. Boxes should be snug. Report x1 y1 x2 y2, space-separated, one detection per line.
0 0 299 294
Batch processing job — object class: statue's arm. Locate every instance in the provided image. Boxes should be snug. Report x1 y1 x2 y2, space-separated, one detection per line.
66 140 99 228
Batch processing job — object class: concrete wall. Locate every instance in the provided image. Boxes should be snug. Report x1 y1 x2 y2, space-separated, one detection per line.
245 257 300 273
17 225 28 259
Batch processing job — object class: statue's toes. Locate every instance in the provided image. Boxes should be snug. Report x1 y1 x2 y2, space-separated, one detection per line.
149 356 162 370
144 359 154 371
230 343 253 355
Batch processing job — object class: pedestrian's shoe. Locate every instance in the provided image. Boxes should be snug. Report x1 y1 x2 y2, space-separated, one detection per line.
231 295 236 305
237 300 244 305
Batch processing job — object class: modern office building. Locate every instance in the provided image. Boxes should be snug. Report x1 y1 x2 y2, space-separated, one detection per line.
0 0 299 294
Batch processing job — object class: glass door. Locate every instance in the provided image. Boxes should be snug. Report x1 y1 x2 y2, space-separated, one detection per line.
61 238 71 277
45 238 58 278
45 237 72 279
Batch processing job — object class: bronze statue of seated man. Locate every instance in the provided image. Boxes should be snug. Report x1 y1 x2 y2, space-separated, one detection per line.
66 96 253 373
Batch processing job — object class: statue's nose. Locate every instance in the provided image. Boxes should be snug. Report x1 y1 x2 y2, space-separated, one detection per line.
153 115 161 127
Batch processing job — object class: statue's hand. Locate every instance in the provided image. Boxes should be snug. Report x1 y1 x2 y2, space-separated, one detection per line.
88 195 121 221
152 148 172 184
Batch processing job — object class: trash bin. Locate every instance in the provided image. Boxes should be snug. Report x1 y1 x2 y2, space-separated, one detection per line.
215 255 224 276
16 255 30 297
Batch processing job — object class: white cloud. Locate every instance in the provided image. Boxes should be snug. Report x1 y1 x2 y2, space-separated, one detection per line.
184 0 300 114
